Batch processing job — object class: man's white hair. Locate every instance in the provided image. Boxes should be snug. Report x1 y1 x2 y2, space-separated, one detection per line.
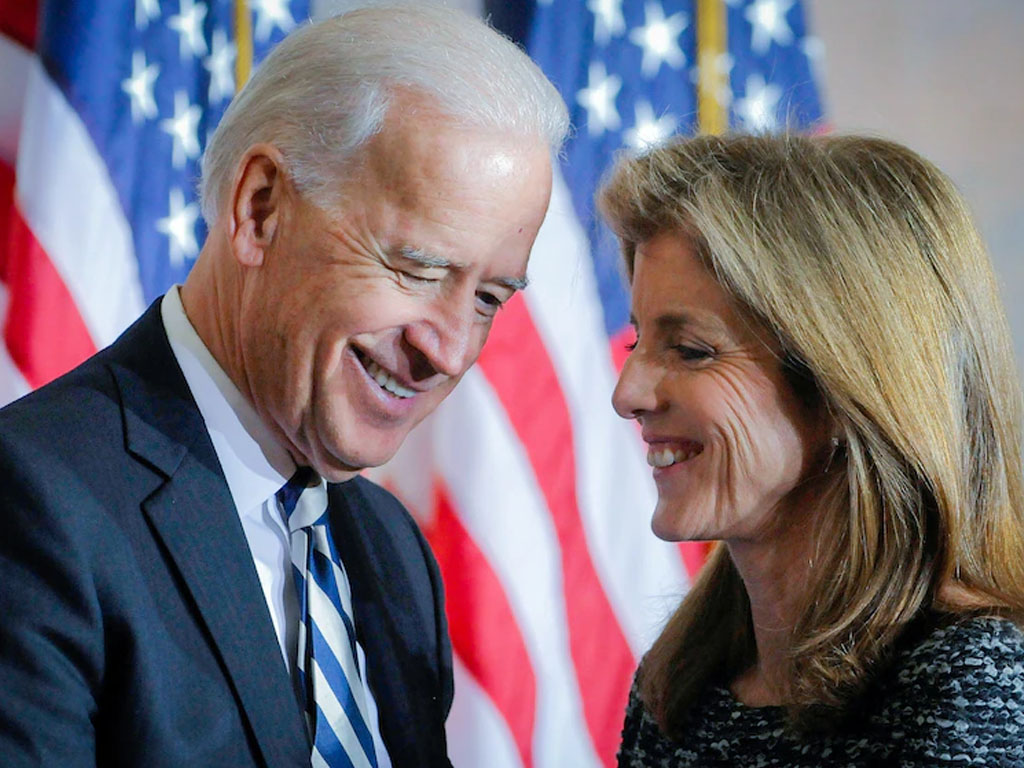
199 3 569 225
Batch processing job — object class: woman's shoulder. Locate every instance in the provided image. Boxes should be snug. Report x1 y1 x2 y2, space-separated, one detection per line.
891 613 1024 689
872 614 1024 765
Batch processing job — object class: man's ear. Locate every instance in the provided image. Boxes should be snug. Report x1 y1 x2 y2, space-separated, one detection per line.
229 144 287 267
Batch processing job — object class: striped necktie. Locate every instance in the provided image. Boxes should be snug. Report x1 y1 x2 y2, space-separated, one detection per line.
277 469 379 768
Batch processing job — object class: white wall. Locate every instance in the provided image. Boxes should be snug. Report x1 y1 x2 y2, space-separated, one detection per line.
807 0 1024 380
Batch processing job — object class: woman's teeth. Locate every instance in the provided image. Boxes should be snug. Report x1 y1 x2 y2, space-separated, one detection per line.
647 445 702 468
365 359 416 399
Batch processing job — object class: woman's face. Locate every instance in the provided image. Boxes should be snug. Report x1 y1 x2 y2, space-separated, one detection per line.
612 231 829 543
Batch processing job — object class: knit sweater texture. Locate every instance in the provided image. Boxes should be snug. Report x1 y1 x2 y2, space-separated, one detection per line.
618 616 1024 767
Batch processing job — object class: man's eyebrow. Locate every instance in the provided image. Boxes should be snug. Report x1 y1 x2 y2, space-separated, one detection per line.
493 275 529 292
398 245 528 292
397 245 452 268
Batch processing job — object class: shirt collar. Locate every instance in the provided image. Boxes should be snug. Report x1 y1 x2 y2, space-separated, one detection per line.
161 286 296 517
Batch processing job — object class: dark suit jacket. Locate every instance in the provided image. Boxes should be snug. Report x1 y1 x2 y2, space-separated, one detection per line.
0 300 453 767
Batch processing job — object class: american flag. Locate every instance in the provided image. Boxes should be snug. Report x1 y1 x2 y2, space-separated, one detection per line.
0 1 823 766
380 1 823 766
0 0 306 399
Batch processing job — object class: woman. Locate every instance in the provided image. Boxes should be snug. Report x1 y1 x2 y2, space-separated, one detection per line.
600 134 1024 766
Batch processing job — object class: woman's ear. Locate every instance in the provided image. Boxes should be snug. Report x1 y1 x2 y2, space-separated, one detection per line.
229 144 287 267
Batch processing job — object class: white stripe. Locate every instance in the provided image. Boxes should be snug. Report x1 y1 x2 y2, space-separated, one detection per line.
0 281 31 408
326 556 355 620
15 58 145 348
311 659 375 768
289 478 329 530
0 34 31 165
311 747 330 768
525 166 688 653
311 528 356 621
433 372 603 768
446 656 524 768
306 570 372 726
380 375 602 766
0 35 34 408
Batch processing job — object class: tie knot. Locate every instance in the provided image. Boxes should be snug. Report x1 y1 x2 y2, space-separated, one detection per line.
276 466 316 521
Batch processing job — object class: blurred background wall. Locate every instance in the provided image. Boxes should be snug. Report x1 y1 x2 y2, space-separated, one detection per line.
807 0 1024 379
314 0 1024 376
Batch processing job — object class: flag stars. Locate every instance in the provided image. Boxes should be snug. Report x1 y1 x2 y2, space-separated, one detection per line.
157 188 200 267
691 50 735 107
745 0 795 54
161 90 202 168
169 0 208 60
122 51 159 124
135 0 160 30
624 101 678 151
801 35 825 67
577 61 622 136
734 73 782 131
204 29 236 103
629 2 688 78
587 0 625 45
252 0 296 43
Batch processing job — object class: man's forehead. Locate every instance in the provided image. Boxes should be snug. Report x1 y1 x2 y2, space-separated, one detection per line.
368 96 548 180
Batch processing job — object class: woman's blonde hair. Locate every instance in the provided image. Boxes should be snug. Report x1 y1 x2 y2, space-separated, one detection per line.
599 134 1024 734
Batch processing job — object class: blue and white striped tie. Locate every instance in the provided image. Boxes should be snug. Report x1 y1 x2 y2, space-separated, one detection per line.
277 469 379 768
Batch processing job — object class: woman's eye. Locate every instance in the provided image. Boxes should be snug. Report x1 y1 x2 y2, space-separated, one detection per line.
675 345 711 361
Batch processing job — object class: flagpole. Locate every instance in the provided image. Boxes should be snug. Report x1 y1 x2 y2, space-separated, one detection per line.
697 0 728 135
235 0 253 89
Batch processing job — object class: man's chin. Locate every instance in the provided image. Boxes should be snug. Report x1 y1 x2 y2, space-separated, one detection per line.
311 444 401 484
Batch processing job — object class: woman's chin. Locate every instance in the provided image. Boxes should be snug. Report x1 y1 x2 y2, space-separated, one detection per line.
651 505 712 542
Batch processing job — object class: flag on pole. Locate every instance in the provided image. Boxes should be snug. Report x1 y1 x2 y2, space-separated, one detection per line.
0 0 307 404
379 1 824 766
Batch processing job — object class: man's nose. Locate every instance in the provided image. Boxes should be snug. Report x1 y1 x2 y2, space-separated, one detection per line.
403 297 477 381
612 353 660 420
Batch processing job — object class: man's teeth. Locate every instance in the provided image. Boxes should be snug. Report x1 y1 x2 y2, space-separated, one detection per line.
364 359 416 399
647 446 702 468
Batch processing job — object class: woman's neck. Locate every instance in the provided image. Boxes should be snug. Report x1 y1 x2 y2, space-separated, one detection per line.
726 512 817 707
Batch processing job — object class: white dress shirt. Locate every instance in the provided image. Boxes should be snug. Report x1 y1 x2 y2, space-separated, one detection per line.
161 287 391 766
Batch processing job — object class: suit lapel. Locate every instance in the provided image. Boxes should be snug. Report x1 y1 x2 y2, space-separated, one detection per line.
107 303 309 767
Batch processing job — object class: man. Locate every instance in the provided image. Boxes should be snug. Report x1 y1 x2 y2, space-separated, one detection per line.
0 6 567 767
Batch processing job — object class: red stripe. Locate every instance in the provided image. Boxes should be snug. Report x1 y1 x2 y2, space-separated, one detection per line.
1 188 97 388
478 295 633 767
0 0 38 49
0 161 13 283
678 541 712 581
424 481 536 768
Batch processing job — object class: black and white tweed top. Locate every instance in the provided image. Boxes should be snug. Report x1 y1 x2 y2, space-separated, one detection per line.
618 616 1024 767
